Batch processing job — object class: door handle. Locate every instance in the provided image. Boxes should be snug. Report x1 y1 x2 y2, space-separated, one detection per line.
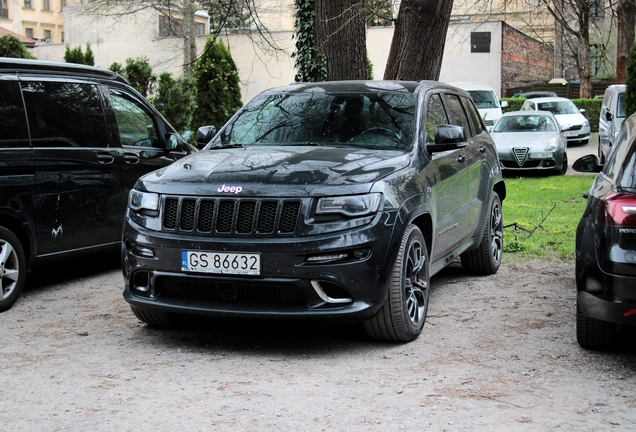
96 152 115 164
123 153 140 164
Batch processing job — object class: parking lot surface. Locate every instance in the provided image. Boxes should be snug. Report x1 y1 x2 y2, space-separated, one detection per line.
2 254 635 431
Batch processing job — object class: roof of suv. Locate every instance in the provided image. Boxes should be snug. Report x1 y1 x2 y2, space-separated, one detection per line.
260 80 469 97
0 58 126 83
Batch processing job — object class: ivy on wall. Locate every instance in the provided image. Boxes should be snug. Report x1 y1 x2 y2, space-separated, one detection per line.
292 0 327 82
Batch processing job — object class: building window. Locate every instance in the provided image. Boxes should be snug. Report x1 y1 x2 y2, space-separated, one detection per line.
590 0 605 18
159 15 183 37
60 0 66 11
1 0 8 18
42 0 50 11
24 0 32 8
25 28 34 39
43 30 52 42
471 32 491 53
196 22 205 36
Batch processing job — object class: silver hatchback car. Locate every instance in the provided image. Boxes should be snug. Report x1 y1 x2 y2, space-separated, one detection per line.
491 111 568 175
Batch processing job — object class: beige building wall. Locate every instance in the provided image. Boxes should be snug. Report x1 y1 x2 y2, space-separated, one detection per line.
2 0 82 43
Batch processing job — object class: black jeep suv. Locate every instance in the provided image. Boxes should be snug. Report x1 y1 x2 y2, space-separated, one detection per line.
122 81 506 342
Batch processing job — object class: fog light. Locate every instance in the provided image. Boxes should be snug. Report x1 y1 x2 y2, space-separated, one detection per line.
135 245 155 258
353 248 370 259
306 253 348 263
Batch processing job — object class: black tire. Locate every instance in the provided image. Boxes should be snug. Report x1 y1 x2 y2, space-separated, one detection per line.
576 298 616 350
0 227 27 312
364 225 430 342
461 193 503 275
556 152 568 175
131 307 174 327
598 143 606 165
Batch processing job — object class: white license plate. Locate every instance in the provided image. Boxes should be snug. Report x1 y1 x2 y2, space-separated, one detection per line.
564 131 579 137
181 251 261 275
528 152 553 159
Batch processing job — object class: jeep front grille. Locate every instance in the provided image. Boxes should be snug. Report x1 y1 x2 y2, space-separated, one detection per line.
162 197 301 236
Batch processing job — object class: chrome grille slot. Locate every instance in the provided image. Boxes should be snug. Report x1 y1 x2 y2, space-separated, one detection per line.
161 196 301 237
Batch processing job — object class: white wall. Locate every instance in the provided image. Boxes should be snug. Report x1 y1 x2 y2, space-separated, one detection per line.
32 11 505 102
439 21 503 97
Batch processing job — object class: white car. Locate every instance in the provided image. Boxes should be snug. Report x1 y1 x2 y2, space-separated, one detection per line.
521 97 590 144
450 82 507 132
491 111 568 175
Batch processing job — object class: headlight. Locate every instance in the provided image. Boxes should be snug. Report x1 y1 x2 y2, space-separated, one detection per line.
316 193 382 217
582 121 590 128
546 138 558 151
129 189 159 212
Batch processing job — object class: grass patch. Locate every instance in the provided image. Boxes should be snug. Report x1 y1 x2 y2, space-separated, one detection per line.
502 174 595 262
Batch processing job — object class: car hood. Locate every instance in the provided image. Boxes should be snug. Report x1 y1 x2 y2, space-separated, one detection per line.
137 145 411 196
492 131 561 150
554 113 587 129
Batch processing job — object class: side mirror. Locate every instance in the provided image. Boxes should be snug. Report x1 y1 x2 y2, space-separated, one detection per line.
166 133 180 151
500 100 509 108
426 125 468 153
579 108 586 114
196 125 217 149
572 154 602 173
605 110 613 122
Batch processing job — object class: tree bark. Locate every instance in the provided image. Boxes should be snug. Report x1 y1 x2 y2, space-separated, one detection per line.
182 0 197 76
617 0 636 84
384 0 454 80
315 0 367 80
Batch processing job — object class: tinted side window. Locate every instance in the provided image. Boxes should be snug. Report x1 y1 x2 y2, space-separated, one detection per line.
424 93 448 143
618 143 636 190
21 81 109 148
0 82 29 148
110 90 160 148
603 128 632 179
461 95 484 135
446 94 472 138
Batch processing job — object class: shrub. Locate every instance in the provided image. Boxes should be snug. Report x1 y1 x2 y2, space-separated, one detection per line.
192 38 242 130
154 72 198 134
0 35 36 59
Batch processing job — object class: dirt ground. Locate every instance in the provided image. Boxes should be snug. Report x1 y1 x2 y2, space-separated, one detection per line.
3 136 635 431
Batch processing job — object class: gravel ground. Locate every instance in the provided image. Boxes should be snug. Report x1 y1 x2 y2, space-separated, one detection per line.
3 135 635 431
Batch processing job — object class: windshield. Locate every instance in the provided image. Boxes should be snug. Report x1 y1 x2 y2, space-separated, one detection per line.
493 114 557 133
536 100 579 115
467 90 499 109
215 91 416 150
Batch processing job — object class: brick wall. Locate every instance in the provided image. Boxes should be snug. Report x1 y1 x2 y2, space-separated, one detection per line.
501 22 554 96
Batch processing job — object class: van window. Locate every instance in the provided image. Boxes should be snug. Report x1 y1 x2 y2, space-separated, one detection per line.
466 90 498 109
110 90 160 148
0 82 29 148
617 93 625 118
21 81 109 148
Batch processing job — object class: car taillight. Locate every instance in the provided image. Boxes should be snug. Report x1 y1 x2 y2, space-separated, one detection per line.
596 193 636 226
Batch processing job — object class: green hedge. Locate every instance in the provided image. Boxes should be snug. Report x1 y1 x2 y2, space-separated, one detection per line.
501 97 602 132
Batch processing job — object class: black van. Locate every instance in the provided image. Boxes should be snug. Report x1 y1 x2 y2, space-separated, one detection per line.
0 58 196 311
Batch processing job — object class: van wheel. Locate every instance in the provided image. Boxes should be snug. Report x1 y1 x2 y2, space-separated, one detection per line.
364 225 430 342
131 307 174 327
576 298 616 350
461 193 503 275
0 227 26 312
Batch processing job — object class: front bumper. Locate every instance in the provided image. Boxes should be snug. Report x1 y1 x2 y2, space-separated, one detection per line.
122 212 399 322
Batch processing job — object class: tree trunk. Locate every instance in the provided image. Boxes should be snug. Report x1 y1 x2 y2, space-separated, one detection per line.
384 0 454 80
576 6 592 98
315 0 367 80
617 0 636 84
182 0 197 76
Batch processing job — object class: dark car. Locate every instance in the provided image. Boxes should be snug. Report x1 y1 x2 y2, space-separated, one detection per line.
0 58 195 312
122 81 506 342
572 113 636 350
